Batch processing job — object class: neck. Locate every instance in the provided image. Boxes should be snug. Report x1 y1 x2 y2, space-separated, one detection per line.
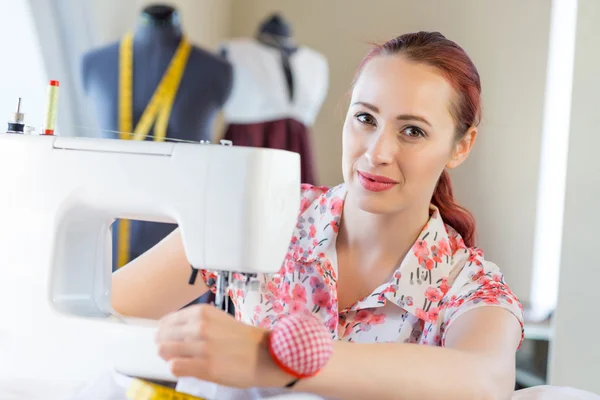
338 192 431 273
134 12 182 46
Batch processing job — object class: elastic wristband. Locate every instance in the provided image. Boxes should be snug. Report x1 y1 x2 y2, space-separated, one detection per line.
285 378 301 388
267 313 334 385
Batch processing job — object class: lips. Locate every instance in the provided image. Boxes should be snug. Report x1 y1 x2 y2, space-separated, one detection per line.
358 171 398 184
357 171 398 192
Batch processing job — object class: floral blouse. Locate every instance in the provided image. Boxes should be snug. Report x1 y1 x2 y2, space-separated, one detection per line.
201 183 524 347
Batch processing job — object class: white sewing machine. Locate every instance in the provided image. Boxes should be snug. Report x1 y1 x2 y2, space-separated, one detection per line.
0 132 300 386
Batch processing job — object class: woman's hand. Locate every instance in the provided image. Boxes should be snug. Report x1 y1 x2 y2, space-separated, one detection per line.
155 304 293 388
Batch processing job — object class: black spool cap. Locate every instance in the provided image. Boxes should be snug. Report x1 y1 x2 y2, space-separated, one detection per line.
7 122 24 133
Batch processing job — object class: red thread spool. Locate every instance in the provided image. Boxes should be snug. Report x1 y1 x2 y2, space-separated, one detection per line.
268 313 333 379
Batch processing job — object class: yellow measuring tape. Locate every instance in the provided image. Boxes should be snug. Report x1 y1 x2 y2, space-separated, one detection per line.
116 31 192 268
127 378 205 400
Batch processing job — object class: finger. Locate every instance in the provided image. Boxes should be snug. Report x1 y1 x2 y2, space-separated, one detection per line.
159 304 205 326
159 304 219 328
168 357 212 381
157 341 209 360
156 320 211 342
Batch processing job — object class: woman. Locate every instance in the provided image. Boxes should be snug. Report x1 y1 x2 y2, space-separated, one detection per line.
113 31 524 400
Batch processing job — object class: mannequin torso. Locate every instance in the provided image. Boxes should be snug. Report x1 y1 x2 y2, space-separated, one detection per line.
81 6 233 269
82 13 232 143
219 14 328 185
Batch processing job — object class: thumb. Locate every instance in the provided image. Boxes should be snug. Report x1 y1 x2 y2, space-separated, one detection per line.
169 357 210 380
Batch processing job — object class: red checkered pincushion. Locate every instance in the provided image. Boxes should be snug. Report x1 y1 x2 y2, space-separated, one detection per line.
267 313 333 379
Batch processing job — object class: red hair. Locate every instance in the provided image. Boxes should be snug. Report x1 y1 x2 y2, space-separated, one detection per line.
353 32 480 247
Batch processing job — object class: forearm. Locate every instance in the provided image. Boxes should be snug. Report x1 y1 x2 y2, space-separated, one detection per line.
112 229 208 319
293 341 512 400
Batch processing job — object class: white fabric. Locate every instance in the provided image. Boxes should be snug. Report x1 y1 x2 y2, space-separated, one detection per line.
512 386 600 399
176 377 219 398
1 370 597 400
0 372 323 400
220 38 329 126
176 377 328 399
0 378 85 400
67 371 133 400
177 380 329 399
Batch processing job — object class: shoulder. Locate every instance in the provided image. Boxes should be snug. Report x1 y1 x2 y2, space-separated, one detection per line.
443 225 512 297
448 248 520 309
299 184 330 213
441 229 524 346
189 44 232 71
218 37 261 54
82 42 120 62
443 225 519 305
185 45 232 105
81 43 120 75
81 43 120 92
296 46 329 70
81 42 119 73
298 184 346 219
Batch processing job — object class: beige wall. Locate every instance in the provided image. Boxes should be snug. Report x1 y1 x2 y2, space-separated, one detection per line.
87 0 554 304
549 0 600 393
90 0 232 50
228 0 552 304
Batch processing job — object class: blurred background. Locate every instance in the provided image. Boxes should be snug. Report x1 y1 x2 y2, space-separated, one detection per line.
2 0 599 395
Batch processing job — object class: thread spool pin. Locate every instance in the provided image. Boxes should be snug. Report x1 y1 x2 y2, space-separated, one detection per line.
7 97 25 134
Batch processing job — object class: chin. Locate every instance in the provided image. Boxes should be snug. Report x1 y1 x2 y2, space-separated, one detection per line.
356 197 398 215
356 201 389 215
350 185 403 215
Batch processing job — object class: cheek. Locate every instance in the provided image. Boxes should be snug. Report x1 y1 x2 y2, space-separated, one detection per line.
400 143 452 183
341 120 362 168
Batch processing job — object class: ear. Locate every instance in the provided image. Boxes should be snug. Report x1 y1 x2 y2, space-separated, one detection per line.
446 127 477 169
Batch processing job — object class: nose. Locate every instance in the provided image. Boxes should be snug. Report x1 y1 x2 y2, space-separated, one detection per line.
365 128 397 166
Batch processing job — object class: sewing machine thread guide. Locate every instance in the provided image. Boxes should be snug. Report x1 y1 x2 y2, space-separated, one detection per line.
188 265 199 285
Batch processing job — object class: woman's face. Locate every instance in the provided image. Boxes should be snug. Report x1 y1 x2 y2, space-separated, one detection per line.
342 54 476 215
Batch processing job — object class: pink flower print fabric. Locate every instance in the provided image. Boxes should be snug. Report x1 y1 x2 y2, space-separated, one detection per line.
200 184 524 348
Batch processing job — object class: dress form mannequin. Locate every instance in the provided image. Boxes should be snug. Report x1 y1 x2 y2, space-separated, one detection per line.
81 5 233 271
255 13 297 102
219 13 328 185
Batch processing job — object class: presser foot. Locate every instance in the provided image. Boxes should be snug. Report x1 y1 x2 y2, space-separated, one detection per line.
212 271 261 314
188 268 265 314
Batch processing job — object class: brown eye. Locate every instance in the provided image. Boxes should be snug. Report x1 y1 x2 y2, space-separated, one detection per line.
355 113 376 125
403 126 425 138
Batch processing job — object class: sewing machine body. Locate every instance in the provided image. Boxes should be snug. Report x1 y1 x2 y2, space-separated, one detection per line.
0 133 300 383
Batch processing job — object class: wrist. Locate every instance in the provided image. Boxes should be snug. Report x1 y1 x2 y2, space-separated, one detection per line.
258 313 334 389
257 329 297 387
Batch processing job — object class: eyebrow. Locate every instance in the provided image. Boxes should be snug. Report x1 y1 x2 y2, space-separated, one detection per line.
352 101 432 127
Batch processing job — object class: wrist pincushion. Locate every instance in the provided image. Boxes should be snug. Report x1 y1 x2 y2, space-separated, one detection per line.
267 313 334 379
